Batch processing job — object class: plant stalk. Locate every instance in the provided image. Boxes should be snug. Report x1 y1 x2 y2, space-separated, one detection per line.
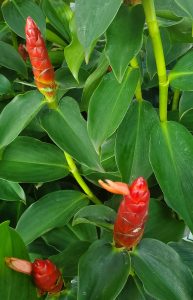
142 0 168 122
130 57 143 102
64 152 102 205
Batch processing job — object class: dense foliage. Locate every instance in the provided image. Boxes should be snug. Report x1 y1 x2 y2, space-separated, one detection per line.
1 0 193 299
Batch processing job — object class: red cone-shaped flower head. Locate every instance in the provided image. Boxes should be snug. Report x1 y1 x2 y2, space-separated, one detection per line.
99 177 150 249
32 259 63 294
25 17 56 101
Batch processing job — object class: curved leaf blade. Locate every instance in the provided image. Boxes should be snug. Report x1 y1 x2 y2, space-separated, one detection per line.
0 136 69 183
16 190 89 245
150 121 193 233
0 179 25 202
132 239 193 300
0 91 45 149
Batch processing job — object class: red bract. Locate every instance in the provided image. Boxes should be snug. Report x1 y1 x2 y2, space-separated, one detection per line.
99 177 150 249
5 257 63 295
18 44 28 62
25 17 56 101
32 259 63 295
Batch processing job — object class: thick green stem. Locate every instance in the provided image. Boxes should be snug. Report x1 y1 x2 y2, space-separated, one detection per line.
130 57 143 102
64 152 102 205
142 0 168 122
172 89 180 111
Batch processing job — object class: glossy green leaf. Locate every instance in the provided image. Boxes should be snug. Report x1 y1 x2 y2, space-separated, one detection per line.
56 67 89 90
150 121 193 233
0 221 38 299
179 91 193 131
169 50 193 90
154 0 187 18
101 135 118 172
78 240 130 300
0 136 69 183
40 97 101 170
88 67 139 151
50 241 90 277
132 238 193 300
75 0 122 57
116 100 158 182
105 5 144 82
0 74 12 95
1 0 45 38
0 179 25 202
144 199 185 243
0 41 27 78
73 205 116 230
16 190 89 245
81 53 109 111
64 16 84 82
42 0 70 41
0 91 45 149
169 240 193 272
174 0 193 19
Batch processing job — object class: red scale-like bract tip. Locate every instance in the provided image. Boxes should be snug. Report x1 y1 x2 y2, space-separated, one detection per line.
25 17 56 101
5 257 63 295
99 177 150 249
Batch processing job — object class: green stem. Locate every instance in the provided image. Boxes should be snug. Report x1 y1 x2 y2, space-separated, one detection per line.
142 0 169 122
64 152 102 205
130 57 143 102
172 89 180 111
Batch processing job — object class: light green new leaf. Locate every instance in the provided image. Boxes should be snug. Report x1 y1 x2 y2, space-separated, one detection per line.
88 67 139 151
0 179 25 202
2 0 45 38
0 221 38 299
0 136 69 183
105 5 144 82
16 190 89 245
150 121 193 233
169 50 193 91
0 90 45 149
116 100 158 182
64 16 85 82
40 97 101 170
0 41 27 78
132 239 193 300
75 0 122 57
78 240 130 300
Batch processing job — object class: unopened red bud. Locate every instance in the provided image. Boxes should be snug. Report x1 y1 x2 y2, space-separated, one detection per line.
25 17 56 101
18 44 28 62
99 177 150 249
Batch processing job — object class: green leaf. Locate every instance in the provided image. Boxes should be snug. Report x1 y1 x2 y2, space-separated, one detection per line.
179 91 193 131
64 16 85 82
42 0 70 41
88 67 139 151
0 221 38 299
169 50 193 90
81 53 109 111
132 238 193 300
144 199 185 243
0 41 27 78
0 91 45 149
40 97 101 170
16 190 89 245
73 205 116 230
105 5 144 82
78 240 130 300
150 121 193 233
50 241 90 277
0 74 12 95
1 0 45 38
75 0 122 57
0 179 25 202
169 240 193 273
174 0 193 19
0 136 69 183
56 67 89 90
116 100 158 182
